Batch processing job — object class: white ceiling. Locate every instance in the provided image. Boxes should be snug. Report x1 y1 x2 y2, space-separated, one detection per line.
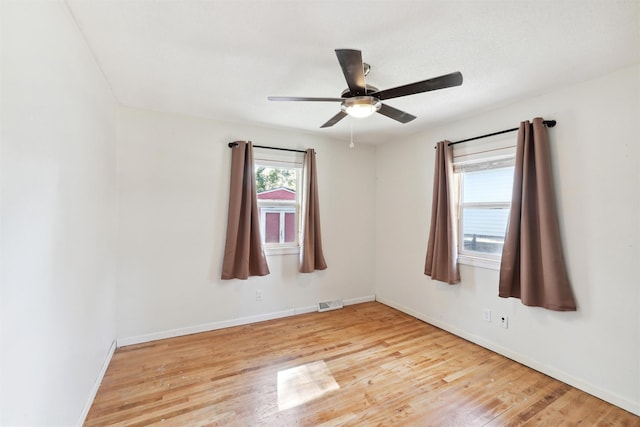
66 0 639 144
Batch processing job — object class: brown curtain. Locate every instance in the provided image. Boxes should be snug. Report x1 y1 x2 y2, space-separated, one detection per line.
499 118 576 311
425 141 460 284
300 148 327 273
221 141 270 280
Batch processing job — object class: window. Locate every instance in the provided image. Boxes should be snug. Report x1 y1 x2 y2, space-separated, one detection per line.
254 149 304 255
453 142 515 269
257 185 297 244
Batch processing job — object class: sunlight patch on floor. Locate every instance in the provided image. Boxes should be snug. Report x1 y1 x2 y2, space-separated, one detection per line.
277 360 340 411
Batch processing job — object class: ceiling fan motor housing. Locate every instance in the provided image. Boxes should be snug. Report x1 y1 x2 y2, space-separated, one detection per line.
341 84 379 98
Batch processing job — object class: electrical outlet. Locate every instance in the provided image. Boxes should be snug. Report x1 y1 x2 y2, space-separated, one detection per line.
499 315 509 329
256 289 263 301
482 308 491 322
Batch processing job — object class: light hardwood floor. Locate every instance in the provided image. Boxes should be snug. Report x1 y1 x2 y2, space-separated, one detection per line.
85 302 639 426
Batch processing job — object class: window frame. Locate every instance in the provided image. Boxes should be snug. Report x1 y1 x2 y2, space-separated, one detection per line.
254 149 304 256
453 141 516 270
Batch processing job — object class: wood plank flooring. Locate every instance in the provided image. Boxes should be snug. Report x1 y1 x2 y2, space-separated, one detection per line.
85 302 639 426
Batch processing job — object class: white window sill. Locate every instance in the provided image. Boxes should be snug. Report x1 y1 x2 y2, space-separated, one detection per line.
264 245 300 256
458 254 501 271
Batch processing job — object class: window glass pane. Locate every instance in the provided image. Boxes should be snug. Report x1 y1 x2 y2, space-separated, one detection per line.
255 166 296 193
284 212 296 243
265 212 280 243
462 207 510 255
463 167 514 203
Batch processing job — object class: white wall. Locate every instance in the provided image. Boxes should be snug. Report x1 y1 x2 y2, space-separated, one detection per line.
0 1 118 425
375 65 640 415
116 107 376 342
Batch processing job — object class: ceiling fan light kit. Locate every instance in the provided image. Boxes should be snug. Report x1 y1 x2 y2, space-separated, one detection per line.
341 96 381 118
268 49 463 128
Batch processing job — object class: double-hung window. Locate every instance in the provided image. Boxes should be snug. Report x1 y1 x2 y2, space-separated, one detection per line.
453 140 515 269
254 148 304 255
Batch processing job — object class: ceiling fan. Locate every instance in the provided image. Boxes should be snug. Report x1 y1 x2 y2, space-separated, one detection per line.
268 49 463 128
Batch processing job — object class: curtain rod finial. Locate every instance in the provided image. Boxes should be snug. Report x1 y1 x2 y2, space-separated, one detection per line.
228 142 238 148
545 120 557 128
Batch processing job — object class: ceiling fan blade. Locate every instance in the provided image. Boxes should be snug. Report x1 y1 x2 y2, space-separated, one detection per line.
377 103 417 124
335 49 366 96
268 96 344 102
371 71 463 101
320 111 348 128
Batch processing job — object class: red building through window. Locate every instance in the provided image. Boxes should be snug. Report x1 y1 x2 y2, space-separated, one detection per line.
257 188 296 244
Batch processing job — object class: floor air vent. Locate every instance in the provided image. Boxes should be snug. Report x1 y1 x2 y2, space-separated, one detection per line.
318 300 344 312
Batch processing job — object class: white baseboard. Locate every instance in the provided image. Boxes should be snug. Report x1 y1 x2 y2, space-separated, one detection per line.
117 295 376 348
375 296 640 417
117 309 297 347
77 339 117 427
345 295 376 305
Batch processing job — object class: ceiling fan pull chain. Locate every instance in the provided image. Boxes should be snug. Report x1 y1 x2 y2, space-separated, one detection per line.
349 119 355 149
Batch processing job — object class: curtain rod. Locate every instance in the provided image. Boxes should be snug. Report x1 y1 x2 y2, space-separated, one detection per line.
227 142 307 154
448 120 557 146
